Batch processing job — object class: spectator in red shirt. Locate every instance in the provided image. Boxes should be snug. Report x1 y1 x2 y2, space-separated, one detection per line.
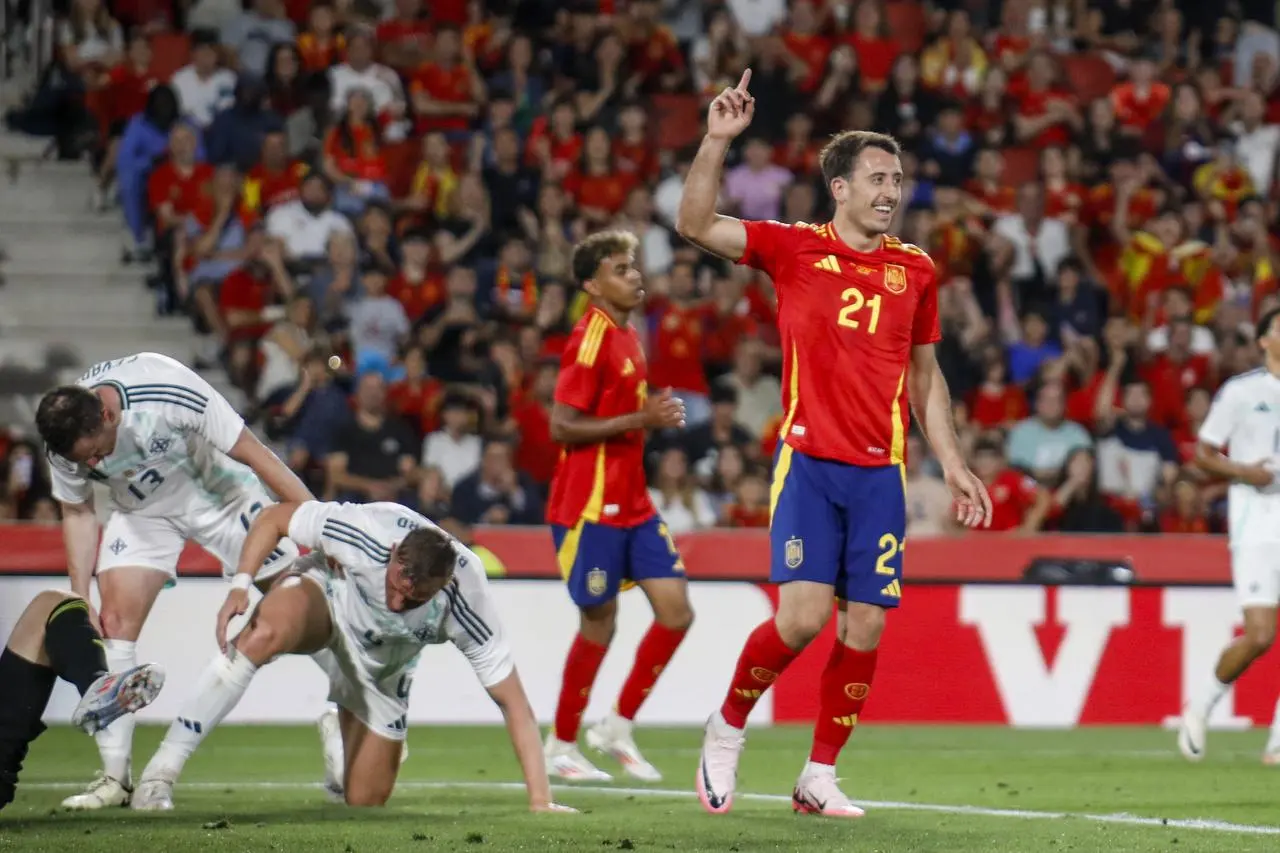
564 126 635 226
242 131 304 223
722 472 771 528
525 100 581 180
969 352 1029 429
648 261 712 425
218 234 294 393
148 123 213 239
411 24 485 136
780 0 832 94
296 1 346 73
1140 319 1215 429
843 0 899 92
376 0 432 72
622 0 687 93
388 345 445 437
964 147 1016 214
323 89 391 216
1041 145 1087 225
1159 477 1211 533
1012 51 1081 148
510 359 559 488
964 63 1012 148
95 32 157 209
613 102 659 184
1111 54 1171 135
970 438 1052 533
387 229 444 323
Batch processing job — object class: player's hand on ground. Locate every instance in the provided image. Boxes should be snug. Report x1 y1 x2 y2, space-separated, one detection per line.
530 801 578 814
707 69 754 140
1239 462 1276 488
643 388 687 430
216 588 251 654
944 463 993 528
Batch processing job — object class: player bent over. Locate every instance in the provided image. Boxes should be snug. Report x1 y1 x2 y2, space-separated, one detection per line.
1 591 163 812
35 352 323 810
134 499 572 813
676 72 991 816
543 231 692 782
1178 307 1280 764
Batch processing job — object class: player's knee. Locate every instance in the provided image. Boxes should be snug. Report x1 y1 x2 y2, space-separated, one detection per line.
654 601 694 632
234 616 286 665
775 608 829 649
843 606 886 652
97 607 140 641
25 590 79 623
1244 623 1276 654
579 601 618 645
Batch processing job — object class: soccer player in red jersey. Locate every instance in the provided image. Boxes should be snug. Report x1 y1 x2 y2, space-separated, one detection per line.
675 70 993 818
544 230 692 783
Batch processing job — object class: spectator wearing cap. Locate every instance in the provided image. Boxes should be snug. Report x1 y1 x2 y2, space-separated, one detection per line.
327 372 421 505
170 29 237 129
1007 381 1093 483
421 394 483 488
222 0 296 81
723 137 793 223
266 172 352 264
451 438 543 525
206 77 284 172
346 266 411 378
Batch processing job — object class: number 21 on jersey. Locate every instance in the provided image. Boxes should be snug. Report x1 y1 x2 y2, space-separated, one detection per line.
837 287 881 334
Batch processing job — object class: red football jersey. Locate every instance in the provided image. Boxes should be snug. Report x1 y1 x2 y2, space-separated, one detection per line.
740 220 941 467
978 468 1040 532
147 161 214 223
546 306 656 528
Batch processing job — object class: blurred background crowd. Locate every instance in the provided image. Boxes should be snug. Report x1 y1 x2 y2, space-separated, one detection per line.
4 0 1280 540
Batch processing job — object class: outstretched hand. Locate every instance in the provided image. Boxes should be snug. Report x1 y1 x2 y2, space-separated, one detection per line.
944 462 993 529
707 69 755 141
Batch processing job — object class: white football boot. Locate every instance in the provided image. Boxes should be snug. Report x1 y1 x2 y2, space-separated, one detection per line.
791 766 865 818
71 664 166 735
61 772 131 810
586 714 662 782
131 778 174 811
695 712 745 814
1176 705 1208 762
544 732 612 781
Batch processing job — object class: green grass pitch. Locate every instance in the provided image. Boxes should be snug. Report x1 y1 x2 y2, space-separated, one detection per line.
3 724 1279 852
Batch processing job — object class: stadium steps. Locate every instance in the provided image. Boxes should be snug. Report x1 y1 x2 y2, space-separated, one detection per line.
0 132 248 427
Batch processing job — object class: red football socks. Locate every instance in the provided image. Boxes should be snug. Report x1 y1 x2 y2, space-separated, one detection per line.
616 623 688 721
809 643 878 766
719 620 800 729
554 633 609 743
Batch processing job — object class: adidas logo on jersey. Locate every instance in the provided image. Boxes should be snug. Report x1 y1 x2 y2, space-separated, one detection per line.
813 255 842 274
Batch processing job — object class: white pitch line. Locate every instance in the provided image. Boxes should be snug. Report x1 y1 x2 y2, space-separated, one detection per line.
22 779 1280 836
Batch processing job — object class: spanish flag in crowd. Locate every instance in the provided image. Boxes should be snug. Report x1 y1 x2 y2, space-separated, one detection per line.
1119 233 1223 324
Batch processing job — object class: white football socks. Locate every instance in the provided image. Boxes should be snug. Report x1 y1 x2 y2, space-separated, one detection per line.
98 640 137 784
141 652 258 783
1267 695 1280 753
1191 673 1231 718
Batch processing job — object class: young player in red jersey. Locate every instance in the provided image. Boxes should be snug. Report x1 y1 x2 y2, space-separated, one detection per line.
543 230 692 783
676 70 993 818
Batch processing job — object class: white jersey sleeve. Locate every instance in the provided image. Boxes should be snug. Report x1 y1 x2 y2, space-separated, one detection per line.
46 450 92 505
444 553 515 689
1200 381 1243 449
287 500 391 571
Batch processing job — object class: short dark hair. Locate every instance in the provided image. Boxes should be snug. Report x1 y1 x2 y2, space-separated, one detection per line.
1257 307 1280 342
570 230 639 286
36 386 106 457
818 130 902 187
396 527 458 587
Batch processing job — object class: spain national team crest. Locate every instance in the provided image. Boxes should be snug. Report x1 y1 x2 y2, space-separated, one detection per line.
785 537 804 570
883 263 908 295
586 568 608 596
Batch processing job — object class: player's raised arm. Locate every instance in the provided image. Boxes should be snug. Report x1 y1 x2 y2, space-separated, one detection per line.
675 69 754 262
227 427 315 504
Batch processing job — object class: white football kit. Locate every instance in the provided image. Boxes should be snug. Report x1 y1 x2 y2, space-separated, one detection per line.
47 353 299 579
1198 367 1280 607
287 500 515 740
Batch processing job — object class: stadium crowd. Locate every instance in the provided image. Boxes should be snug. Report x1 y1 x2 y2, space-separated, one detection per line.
4 0 1280 539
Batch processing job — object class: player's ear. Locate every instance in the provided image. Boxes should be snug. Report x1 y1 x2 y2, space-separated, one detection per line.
829 177 847 205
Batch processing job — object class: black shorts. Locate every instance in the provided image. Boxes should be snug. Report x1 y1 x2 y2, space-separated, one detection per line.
0 648 56 811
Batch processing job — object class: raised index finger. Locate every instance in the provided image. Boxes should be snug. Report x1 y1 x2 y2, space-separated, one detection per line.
736 68 752 93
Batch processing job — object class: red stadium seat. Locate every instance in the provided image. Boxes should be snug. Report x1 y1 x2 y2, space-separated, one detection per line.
149 32 191 82
1002 146 1040 186
885 1 927 54
1062 53 1116 104
382 140 420 200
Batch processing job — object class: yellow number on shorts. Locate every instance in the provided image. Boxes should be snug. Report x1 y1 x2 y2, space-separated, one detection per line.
836 287 882 334
875 533 899 576
658 522 686 572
